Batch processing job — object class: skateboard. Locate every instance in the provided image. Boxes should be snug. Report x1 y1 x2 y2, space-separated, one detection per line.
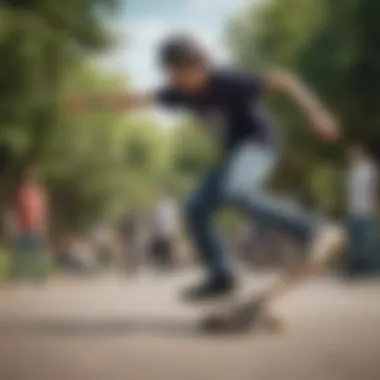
200 230 345 333
200 297 286 334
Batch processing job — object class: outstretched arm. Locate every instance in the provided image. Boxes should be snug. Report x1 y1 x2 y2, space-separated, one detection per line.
263 69 340 141
68 92 155 112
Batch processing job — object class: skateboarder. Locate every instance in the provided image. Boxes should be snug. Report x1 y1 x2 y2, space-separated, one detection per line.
70 34 345 302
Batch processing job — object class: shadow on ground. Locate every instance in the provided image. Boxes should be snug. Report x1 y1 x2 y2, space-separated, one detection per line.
0 317 204 337
0 315 271 338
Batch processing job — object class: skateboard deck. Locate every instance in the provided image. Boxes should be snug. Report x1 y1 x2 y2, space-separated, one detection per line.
200 300 286 333
200 242 343 333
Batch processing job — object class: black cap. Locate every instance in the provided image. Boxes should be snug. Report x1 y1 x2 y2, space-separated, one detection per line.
159 34 207 68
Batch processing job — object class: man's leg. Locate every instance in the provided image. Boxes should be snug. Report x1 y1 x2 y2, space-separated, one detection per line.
185 142 344 302
185 142 316 301
222 143 316 241
222 142 345 305
356 216 377 275
185 163 235 298
347 216 364 277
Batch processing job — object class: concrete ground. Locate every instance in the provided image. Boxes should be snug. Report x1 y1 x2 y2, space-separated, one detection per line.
1 271 380 380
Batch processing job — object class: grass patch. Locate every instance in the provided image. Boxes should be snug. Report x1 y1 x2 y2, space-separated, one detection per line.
0 248 54 280
0 248 11 280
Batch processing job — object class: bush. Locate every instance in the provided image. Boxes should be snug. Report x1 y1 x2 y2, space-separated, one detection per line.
0 248 11 280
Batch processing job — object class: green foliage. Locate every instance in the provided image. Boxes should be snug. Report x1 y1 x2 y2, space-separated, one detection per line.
230 0 380 216
6 0 376 234
171 119 219 177
0 247 10 280
0 0 127 232
0 0 217 233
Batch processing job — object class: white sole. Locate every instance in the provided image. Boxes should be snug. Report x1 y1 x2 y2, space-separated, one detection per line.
310 226 346 266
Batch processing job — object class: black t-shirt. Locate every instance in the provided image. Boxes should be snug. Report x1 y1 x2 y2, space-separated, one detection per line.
155 67 280 153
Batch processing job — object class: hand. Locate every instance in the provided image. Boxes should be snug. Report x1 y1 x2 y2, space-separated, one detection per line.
309 110 340 141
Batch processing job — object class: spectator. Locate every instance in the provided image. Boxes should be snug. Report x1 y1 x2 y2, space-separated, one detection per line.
346 143 379 277
92 225 114 267
151 193 180 269
118 210 141 272
11 166 48 279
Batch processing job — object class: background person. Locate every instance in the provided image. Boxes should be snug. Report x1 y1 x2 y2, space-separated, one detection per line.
346 143 379 277
118 210 143 272
151 192 180 269
11 166 48 280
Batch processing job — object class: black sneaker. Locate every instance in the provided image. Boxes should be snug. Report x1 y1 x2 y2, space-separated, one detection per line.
183 276 236 303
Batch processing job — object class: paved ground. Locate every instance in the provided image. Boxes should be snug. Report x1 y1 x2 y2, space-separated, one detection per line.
1 271 380 380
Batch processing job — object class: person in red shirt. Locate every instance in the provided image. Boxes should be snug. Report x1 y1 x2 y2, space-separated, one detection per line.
11 166 48 279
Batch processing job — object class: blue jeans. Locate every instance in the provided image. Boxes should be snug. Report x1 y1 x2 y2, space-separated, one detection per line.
347 215 377 276
14 231 44 254
185 142 317 280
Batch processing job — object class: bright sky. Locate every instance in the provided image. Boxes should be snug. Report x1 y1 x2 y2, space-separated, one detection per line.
100 0 259 90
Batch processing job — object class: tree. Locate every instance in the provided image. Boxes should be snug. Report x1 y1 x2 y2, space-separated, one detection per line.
41 61 174 233
0 0 120 209
229 0 380 216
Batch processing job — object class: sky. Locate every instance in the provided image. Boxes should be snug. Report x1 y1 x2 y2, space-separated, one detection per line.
100 0 259 89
